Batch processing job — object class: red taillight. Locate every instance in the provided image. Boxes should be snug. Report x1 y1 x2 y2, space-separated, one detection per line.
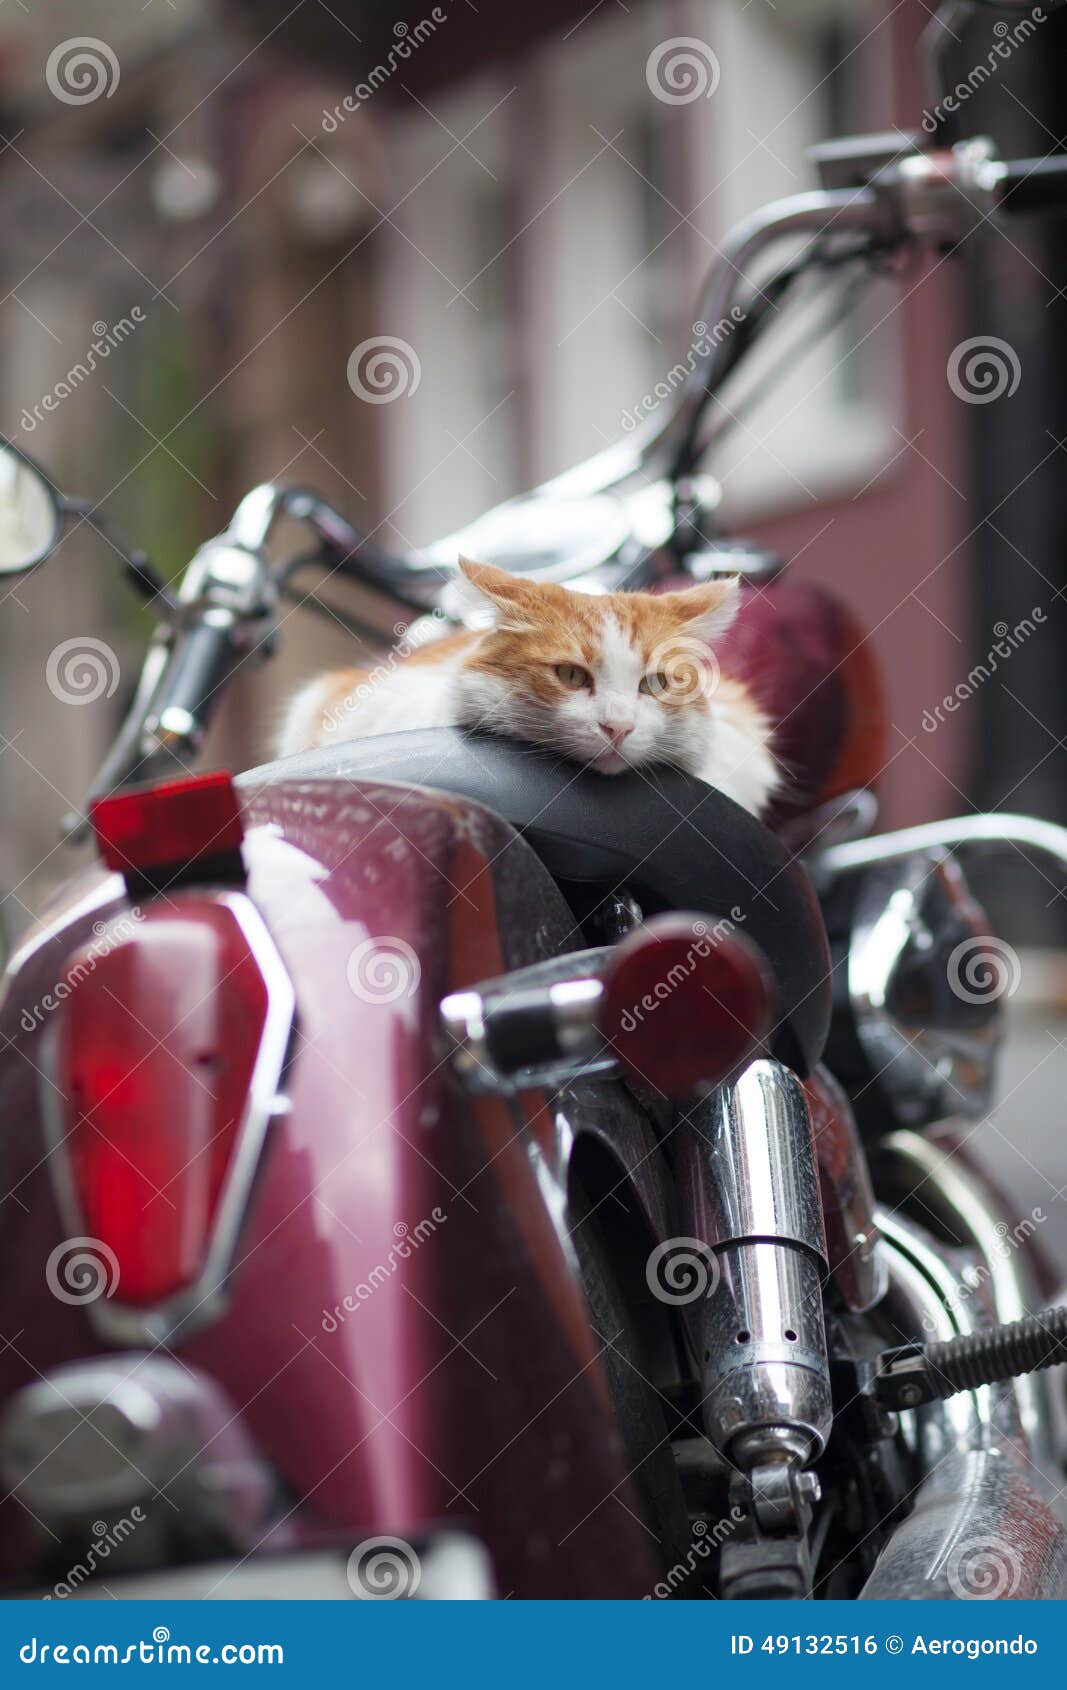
601 915 775 1096
55 902 270 1307
90 771 244 878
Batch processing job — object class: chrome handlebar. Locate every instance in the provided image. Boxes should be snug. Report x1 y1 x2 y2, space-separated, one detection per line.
821 814 1067 883
76 135 1056 818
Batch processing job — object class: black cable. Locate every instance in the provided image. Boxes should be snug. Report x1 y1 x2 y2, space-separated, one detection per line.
674 235 887 479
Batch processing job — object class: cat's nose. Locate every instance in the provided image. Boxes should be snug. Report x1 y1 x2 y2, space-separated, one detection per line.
599 721 634 747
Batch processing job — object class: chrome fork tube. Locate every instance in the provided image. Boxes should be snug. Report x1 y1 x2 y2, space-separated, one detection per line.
680 1060 832 1470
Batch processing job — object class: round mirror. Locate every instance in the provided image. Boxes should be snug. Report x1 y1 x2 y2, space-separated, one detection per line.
0 442 62 575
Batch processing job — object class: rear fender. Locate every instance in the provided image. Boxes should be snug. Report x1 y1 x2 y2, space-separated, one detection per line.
0 776 660 1597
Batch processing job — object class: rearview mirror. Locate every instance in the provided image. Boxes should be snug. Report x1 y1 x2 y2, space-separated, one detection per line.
0 441 62 576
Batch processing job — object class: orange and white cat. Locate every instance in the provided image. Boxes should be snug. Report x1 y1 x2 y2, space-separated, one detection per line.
278 560 778 816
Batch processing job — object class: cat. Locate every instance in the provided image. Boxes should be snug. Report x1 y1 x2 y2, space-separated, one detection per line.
277 558 778 816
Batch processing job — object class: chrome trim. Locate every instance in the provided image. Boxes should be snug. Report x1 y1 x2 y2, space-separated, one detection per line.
691 1062 828 1261
39 890 296 1348
0 1355 273 1545
879 1128 1060 1468
876 1208 993 1451
843 849 1002 1128
702 1243 831 1465
855 1135 1067 1600
440 947 615 1096
0 873 126 1018
684 1061 832 1468
821 811 1067 880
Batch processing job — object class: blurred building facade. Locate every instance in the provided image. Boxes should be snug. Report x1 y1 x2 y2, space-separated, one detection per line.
0 0 1056 937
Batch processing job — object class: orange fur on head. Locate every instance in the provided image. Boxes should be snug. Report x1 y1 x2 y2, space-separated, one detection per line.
456 557 740 715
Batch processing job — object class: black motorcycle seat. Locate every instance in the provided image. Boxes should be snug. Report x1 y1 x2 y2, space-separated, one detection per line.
241 728 831 1075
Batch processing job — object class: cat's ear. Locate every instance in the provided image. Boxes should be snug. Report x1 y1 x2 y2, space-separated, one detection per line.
455 557 538 632
667 577 741 643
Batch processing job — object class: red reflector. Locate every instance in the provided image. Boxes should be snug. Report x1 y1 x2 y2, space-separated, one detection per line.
56 902 269 1307
601 915 775 1097
91 771 244 876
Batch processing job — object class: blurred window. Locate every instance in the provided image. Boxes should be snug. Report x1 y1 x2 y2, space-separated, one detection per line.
706 0 901 517
379 0 899 543
381 73 520 546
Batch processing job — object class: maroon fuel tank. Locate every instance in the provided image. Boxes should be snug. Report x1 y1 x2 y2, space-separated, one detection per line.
0 775 659 1597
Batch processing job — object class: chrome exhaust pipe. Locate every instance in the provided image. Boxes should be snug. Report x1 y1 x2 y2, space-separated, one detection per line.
681 1060 832 1470
860 1442 1067 1600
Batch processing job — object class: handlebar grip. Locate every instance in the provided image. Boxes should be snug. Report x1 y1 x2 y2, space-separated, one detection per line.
146 612 240 750
998 154 1067 217
64 613 244 842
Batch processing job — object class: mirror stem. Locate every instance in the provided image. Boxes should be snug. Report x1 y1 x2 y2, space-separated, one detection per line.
62 497 176 615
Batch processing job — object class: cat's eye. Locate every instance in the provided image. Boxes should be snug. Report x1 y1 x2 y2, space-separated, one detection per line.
554 663 591 691
640 671 670 697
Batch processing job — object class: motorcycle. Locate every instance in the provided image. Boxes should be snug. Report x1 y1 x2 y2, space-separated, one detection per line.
3 0 1067 1601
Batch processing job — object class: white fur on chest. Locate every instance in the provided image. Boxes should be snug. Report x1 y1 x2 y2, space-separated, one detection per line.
277 660 463 758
